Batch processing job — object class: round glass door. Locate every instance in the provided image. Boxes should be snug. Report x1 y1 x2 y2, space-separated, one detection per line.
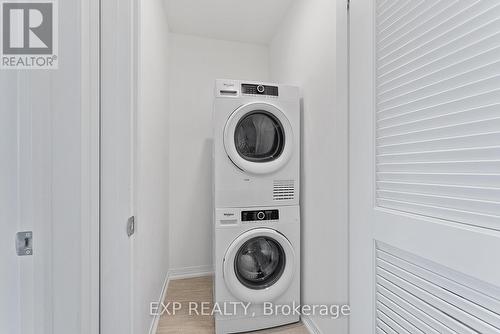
224 102 294 175
223 228 295 303
234 112 285 163
234 236 286 290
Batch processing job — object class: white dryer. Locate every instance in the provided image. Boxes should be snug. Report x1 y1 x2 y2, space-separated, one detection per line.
213 79 300 208
214 205 300 334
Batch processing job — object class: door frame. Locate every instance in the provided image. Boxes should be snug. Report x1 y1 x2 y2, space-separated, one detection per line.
80 0 100 333
348 1 376 332
99 0 139 332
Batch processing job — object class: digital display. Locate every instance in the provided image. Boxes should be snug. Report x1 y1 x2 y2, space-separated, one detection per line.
241 84 279 96
241 210 279 222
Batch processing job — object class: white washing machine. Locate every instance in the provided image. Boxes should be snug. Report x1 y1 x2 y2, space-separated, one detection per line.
213 79 300 208
214 205 300 334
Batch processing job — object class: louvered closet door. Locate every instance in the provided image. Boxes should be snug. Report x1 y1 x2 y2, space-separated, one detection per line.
350 1 500 333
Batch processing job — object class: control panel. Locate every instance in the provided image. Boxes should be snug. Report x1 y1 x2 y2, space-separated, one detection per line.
241 209 279 222
241 83 279 96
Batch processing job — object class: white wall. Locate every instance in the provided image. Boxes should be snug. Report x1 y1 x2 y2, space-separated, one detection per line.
269 1 349 333
168 33 269 271
135 1 171 333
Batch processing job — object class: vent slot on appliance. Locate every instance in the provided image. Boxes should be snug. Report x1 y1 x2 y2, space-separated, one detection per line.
273 180 295 201
375 242 500 334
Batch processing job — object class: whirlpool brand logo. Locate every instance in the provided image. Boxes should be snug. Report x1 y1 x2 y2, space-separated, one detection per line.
1 0 58 69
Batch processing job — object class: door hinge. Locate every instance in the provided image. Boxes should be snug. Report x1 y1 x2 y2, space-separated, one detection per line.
127 216 135 237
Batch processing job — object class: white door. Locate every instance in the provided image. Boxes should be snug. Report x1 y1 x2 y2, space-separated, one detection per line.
0 0 99 333
100 0 137 332
350 1 500 333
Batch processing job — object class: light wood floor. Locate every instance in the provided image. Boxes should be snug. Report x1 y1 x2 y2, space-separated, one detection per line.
156 276 309 334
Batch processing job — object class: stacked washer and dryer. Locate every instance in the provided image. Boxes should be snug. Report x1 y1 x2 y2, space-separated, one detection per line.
213 79 301 333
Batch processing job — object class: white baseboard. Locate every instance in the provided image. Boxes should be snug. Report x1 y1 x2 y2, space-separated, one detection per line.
149 271 170 334
168 265 214 280
149 265 214 334
149 267 319 334
302 315 322 334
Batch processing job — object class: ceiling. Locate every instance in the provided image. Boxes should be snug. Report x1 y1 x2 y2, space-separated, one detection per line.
164 0 296 44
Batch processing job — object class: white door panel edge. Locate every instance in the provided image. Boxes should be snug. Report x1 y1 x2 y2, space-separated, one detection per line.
80 0 100 332
100 0 138 332
350 1 500 333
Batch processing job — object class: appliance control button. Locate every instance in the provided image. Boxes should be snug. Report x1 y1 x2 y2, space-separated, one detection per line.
256 85 265 93
257 211 265 220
